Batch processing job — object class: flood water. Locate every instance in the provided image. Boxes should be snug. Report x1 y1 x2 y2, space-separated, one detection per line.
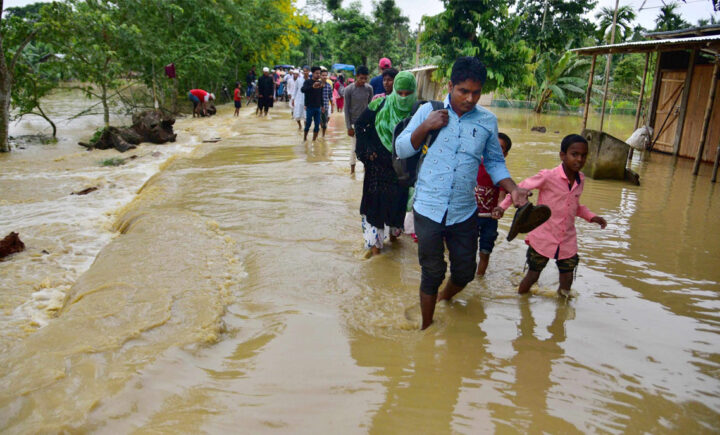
1 95 719 433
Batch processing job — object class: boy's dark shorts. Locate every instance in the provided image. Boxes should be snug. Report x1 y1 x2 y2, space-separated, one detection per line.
321 110 328 128
526 246 579 273
477 216 499 255
188 93 200 108
234 100 241 109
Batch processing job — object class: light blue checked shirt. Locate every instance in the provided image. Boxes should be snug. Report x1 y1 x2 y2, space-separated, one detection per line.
396 94 511 225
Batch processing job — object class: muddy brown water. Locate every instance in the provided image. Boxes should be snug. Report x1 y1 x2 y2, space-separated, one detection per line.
1 98 719 433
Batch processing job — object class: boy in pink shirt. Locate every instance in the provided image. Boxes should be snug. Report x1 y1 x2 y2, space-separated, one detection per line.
500 134 607 296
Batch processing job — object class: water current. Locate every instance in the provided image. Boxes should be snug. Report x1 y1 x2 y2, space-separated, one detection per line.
1 93 719 433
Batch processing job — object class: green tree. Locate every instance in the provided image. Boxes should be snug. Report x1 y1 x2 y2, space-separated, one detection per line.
0 0 41 152
697 16 718 26
3 2 44 19
655 3 690 32
612 53 645 99
420 0 533 92
595 5 637 43
534 50 589 112
42 0 139 127
11 41 62 137
325 2 375 67
368 0 413 70
516 0 596 54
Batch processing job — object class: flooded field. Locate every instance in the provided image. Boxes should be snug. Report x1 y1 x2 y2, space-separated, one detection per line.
1 96 719 433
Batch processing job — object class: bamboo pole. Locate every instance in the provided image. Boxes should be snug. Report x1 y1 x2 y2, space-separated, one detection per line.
673 49 697 156
693 60 719 176
599 0 620 133
599 54 613 133
712 138 720 182
634 52 650 129
646 52 663 131
582 55 597 131
629 52 652 162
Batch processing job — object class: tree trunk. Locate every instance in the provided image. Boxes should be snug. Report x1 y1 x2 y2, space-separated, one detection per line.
0 34 11 152
37 106 57 138
101 83 110 127
534 89 552 113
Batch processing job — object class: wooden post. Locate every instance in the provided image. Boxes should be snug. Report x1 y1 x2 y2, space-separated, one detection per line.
712 138 720 182
599 53 613 133
415 23 421 68
629 52 652 162
646 52 663 130
582 55 597 131
673 49 697 156
635 52 650 129
599 0 620 133
693 60 719 176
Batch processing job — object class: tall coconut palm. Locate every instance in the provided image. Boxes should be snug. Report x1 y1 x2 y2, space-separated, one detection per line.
595 5 637 44
655 3 690 32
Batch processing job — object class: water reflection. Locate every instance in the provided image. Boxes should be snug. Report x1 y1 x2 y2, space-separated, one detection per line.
2 101 719 432
503 300 578 433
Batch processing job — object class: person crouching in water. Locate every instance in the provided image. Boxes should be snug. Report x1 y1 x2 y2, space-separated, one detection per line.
355 71 417 256
189 89 214 117
498 134 607 297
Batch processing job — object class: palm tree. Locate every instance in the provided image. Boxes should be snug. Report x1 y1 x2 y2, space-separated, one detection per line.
697 16 718 26
595 5 637 44
534 51 589 113
655 3 690 32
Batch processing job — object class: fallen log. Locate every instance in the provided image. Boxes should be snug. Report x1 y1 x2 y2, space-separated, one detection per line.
79 110 178 152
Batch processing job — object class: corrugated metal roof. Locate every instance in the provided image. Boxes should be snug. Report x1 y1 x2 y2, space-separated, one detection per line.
646 24 720 40
572 34 720 55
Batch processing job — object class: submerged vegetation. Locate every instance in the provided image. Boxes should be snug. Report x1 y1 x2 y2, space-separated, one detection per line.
99 157 125 167
1 0 714 151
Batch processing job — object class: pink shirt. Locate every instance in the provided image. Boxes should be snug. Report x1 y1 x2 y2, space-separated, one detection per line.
500 164 597 260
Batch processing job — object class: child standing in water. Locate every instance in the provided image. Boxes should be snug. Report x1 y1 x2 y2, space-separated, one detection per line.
475 132 512 276
499 134 607 296
233 82 242 116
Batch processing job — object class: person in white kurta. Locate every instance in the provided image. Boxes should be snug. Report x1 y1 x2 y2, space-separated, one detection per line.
291 68 308 129
286 70 298 114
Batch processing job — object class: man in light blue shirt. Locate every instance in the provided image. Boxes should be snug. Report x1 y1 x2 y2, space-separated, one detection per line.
396 57 529 329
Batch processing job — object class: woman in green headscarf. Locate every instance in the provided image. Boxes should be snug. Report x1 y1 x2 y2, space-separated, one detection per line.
355 71 417 256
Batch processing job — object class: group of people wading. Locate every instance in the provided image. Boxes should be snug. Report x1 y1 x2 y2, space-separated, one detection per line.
354 56 606 330
193 56 608 330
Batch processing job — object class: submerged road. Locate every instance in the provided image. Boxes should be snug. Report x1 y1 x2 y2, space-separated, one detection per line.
1 103 719 433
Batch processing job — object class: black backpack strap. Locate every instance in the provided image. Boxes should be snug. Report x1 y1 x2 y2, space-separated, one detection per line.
425 100 445 150
410 99 428 116
429 100 444 111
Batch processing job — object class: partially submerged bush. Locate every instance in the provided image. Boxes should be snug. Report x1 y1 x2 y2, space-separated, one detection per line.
100 157 125 166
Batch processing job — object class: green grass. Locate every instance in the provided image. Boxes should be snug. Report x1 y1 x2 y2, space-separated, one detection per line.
99 157 125 166
90 127 106 144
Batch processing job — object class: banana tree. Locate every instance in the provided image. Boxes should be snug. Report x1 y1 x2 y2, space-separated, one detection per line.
533 50 589 113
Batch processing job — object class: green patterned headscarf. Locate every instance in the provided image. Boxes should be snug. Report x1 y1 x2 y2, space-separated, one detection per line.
373 71 417 152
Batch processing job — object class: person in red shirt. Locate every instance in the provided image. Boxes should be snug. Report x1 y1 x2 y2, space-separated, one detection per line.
233 82 242 116
475 132 512 276
499 134 607 297
188 89 214 117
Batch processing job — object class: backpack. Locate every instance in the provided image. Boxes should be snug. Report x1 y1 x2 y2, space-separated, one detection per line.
392 100 444 187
